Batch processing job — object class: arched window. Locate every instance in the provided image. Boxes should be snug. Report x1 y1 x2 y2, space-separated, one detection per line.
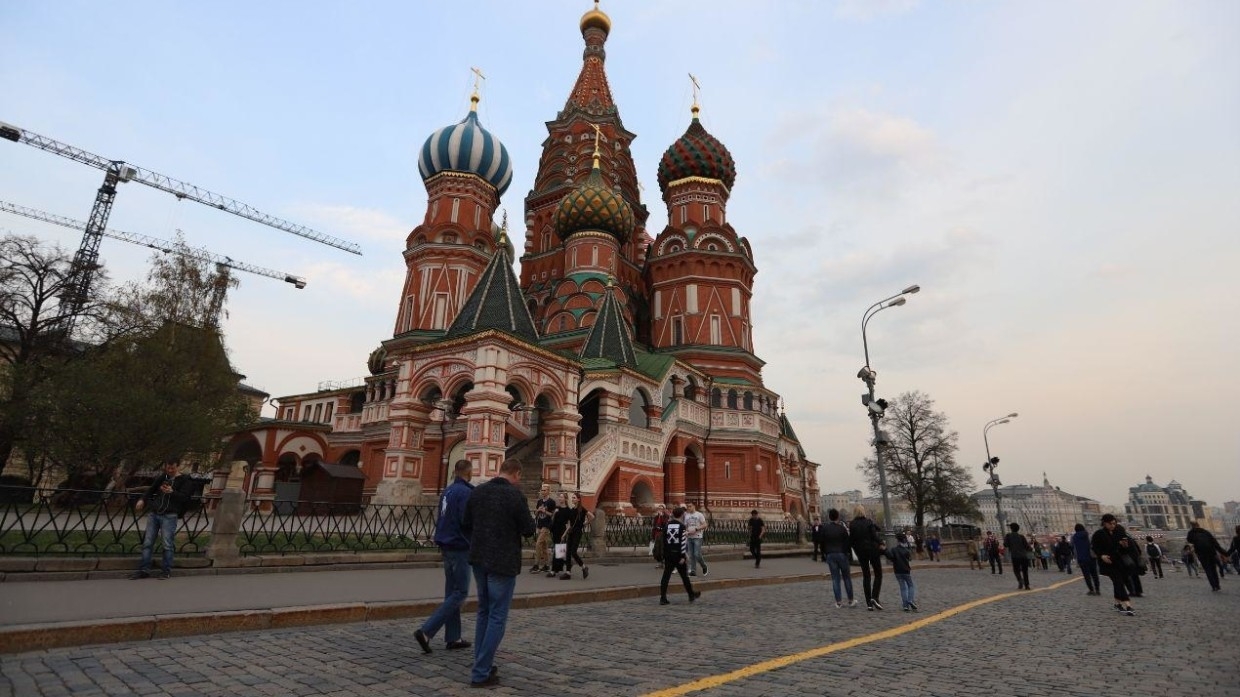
628 389 649 427
684 376 698 401
727 390 738 409
711 388 721 408
743 391 754 410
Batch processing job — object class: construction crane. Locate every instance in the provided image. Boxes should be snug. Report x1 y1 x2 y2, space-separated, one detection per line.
0 199 307 327
0 120 359 335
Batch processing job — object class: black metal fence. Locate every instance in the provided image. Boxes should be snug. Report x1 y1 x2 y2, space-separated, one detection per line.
0 486 211 557
604 514 803 548
238 501 440 555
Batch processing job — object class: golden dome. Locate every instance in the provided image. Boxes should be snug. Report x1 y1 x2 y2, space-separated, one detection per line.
580 0 611 35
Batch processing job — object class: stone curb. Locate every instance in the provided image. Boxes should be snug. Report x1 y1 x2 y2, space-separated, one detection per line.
0 565 972 654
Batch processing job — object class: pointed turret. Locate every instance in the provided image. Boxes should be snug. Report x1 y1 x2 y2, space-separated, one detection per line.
445 246 539 343
580 277 636 367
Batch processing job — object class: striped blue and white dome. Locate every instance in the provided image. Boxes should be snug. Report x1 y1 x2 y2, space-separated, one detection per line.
418 109 513 196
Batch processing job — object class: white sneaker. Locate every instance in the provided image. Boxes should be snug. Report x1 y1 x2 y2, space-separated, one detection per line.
834 601 842 608
848 599 858 608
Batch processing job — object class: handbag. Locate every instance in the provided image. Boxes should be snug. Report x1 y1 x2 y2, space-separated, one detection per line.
554 543 567 560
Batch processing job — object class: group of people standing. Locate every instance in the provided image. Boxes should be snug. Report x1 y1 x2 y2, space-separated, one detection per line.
810 506 918 611
531 484 594 580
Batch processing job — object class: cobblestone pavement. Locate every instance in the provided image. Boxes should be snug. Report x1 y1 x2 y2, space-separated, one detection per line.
1 566 1236 696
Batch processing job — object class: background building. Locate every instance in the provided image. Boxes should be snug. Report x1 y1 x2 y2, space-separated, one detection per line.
972 473 1090 536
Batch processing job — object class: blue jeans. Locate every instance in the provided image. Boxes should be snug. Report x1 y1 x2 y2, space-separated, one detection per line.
420 549 470 644
471 566 516 684
139 513 178 572
687 537 706 573
826 552 854 602
896 573 915 607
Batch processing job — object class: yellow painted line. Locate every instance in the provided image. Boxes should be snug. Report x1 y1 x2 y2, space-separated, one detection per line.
641 576 1081 697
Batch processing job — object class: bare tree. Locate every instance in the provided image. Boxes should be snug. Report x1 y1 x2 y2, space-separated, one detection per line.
857 391 976 531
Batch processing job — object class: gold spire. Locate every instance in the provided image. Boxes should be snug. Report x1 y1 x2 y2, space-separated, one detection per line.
469 66 486 111
689 72 701 119
580 0 611 34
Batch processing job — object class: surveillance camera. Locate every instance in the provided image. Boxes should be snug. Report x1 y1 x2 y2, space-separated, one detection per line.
857 366 876 381
874 429 891 446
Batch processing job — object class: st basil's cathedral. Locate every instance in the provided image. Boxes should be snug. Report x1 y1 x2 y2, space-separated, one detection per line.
224 2 821 521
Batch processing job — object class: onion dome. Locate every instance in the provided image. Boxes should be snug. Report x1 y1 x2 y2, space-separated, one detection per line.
552 153 634 242
418 94 513 196
657 106 737 195
580 0 611 36
367 346 387 375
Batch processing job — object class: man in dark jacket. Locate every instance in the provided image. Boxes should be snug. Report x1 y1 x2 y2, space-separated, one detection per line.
1091 514 1136 615
810 516 826 562
822 508 855 607
984 531 1004 575
460 458 535 688
414 460 474 655
1186 520 1228 592
848 507 886 610
1004 522 1032 590
1072 523 1100 595
130 460 196 580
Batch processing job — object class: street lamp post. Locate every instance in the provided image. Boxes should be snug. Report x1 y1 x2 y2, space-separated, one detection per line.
858 284 920 543
982 413 1018 531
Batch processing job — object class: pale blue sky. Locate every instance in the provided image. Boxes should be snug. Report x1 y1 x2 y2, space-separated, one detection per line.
2 1 1237 507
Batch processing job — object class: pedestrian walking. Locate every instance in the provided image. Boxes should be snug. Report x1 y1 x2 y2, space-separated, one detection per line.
887 533 918 611
849 506 886 610
1228 525 1240 575
548 492 572 578
1032 538 1045 571
967 536 982 571
1144 536 1165 579
460 458 535 688
1117 534 1144 597
684 502 709 577
1186 520 1228 592
558 492 593 580
651 504 671 569
1091 513 1136 616
821 508 856 607
414 459 475 655
748 509 765 568
1072 523 1101 595
1181 544 1200 577
1053 535 1074 574
984 531 1004 575
530 483 556 574
129 460 196 580
926 534 941 562
658 506 700 605
1004 523 1033 590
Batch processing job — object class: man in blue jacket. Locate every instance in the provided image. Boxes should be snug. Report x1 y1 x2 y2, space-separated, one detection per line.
414 459 475 654
1072 523 1100 595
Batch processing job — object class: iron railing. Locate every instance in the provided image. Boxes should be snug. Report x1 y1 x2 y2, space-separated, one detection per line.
0 486 211 557
605 514 803 548
239 501 439 555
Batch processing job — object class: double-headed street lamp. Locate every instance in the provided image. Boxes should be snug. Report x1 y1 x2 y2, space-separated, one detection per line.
858 284 920 542
982 413 1018 531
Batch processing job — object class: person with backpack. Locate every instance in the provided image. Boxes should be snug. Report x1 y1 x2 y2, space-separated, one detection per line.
849 506 886 610
129 460 197 580
1144 535 1165 579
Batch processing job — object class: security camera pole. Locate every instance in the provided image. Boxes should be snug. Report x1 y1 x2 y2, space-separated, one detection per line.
982 413 1018 530
859 285 920 545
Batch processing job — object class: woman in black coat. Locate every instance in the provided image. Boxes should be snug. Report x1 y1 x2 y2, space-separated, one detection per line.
848 506 886 610
1090 513 1136 616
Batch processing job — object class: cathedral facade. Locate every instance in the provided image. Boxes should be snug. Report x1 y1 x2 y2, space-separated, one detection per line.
225 4 820 520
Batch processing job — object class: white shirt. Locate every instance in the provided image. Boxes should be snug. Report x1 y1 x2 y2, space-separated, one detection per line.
684 511 707 539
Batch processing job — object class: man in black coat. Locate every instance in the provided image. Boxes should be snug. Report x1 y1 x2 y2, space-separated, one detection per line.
460 458 535 688
849 507 886 610
1186 520 1228 592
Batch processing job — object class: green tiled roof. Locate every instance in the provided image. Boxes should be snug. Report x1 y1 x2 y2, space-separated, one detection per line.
445 249 539 343
579 287 636 367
